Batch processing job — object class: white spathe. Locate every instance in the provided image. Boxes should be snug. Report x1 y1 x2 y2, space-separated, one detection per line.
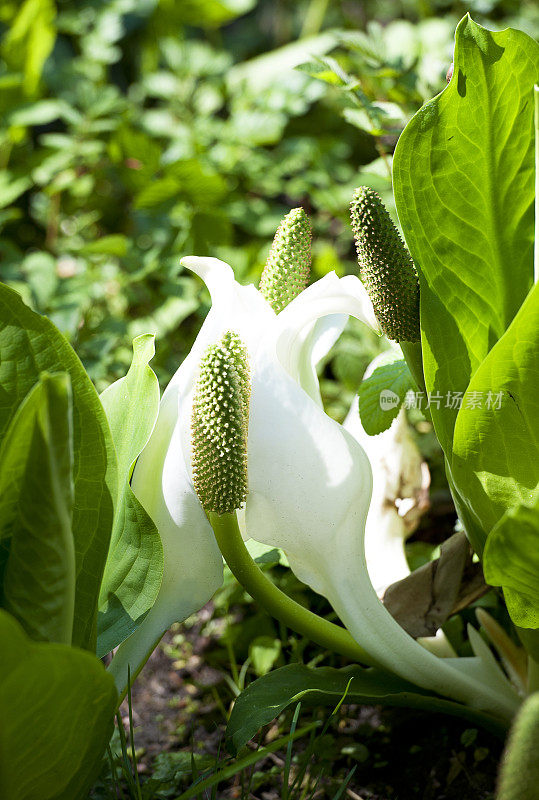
344 393 425 596
110 257 519 723
244 352 517 719
109 257 378 692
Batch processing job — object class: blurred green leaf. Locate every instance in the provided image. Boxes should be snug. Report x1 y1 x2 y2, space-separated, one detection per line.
249 635 282 676
134 160 227 210
8 99 72 126
296 59 346 86
1 0 56 95
22 251 58 306
127 291 199 340
0 283 116 651
155 0 256 29
227 31 340 90
168 159 227 204
0 374 75 646
0 173 31 209
0 610 117 800
134 177 181 209
80 235 129 257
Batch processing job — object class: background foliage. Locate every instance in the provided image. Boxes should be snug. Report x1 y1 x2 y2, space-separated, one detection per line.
1 0 536 404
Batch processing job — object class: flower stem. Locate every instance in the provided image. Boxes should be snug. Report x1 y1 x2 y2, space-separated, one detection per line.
208 511 379 667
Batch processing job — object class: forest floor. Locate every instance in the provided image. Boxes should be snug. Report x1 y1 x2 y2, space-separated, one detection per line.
116 605 503 800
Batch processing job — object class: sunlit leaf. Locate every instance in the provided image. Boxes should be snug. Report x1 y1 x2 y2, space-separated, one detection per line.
98 334 163 656
484 489 539 629
1 0 56 95
394 16 538 456
452 283 539 538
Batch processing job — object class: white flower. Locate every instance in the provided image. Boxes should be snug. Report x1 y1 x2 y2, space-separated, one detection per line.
109 256 378 690
109 257 519 723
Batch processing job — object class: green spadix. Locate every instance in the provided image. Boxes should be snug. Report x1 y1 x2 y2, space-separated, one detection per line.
259 207 312 313
350 187 420 343
191 331 250 515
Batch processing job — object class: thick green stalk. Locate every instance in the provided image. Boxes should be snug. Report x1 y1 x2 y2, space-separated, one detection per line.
400 340 426 393
208 511 379 668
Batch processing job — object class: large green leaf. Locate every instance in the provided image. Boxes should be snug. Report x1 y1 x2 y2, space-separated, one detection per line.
445 461 489 555
0 374 75 645
226 663 507 754
0 283 116 651
483 488 539 629
393 16 538 456
0 610 117 800
98 335 163 657
452 282 539 540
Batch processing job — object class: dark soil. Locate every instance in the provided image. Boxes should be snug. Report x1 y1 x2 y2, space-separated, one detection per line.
121 605 504 800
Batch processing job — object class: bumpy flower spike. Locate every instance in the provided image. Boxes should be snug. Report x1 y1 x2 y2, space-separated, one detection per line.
191 330 376 667
259 207 312 313
192 331 250 515
350 187 420 343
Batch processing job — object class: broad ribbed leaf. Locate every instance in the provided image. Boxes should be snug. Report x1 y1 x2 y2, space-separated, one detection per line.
483 489 539 629
452 282 539 539
393 16 538 456
226 663 507 754
1 375 75 645
0 283 116 651
0 610 117 800
98 334 163 656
